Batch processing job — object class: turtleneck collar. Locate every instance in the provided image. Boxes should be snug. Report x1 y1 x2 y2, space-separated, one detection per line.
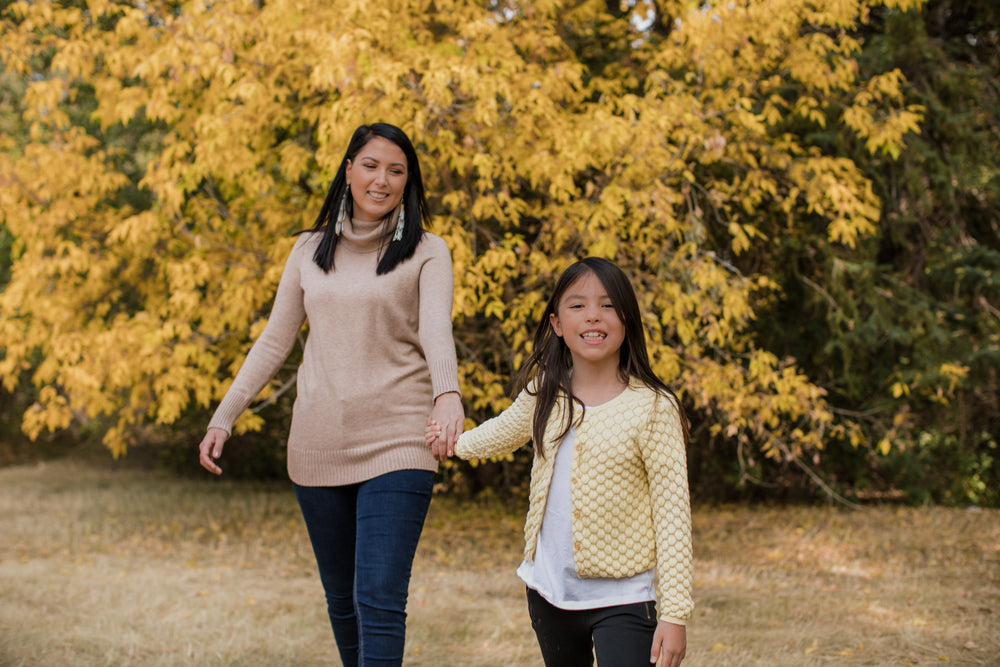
339 217 392 254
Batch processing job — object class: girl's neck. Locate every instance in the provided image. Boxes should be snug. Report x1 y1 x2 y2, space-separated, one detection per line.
570 362 628 407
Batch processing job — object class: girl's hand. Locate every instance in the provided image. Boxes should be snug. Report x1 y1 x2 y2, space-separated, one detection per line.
428 391 463 461
198 427 229 475
650 621 685 667
425 420 442 446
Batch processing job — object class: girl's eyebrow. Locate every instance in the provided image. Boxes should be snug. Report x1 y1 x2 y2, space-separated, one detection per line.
562 292 611 300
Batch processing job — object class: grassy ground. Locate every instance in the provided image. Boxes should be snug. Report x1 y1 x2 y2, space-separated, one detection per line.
0 457 997 666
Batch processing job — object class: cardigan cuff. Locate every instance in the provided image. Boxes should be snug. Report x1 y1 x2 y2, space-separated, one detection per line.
660 615 688 626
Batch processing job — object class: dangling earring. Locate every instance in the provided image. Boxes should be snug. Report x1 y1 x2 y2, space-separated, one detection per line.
393 201 405 242
335 186 349 236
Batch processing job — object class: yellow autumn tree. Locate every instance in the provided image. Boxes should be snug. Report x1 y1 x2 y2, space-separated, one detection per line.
0 0 924 493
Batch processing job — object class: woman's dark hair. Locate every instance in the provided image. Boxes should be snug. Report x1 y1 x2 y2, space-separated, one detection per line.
307 123 428 275
516 257 689 456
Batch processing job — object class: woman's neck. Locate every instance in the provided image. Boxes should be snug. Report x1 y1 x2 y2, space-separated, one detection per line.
339 217 389 254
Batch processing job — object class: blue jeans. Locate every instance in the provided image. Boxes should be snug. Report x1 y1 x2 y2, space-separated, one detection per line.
526 587 658 667
294 469 434 667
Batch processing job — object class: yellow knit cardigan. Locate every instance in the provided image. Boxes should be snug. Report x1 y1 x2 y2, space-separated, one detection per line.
455 379 694 625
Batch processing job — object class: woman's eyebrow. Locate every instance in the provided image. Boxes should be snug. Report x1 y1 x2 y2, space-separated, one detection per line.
357 155 407 168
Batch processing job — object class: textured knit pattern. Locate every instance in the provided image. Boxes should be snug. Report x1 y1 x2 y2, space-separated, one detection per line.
208 219 461 486
455 380 694 624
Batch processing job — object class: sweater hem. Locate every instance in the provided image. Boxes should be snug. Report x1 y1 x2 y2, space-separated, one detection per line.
287 444 438 487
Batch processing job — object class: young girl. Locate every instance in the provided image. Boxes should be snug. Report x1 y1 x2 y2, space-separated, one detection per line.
428 257 693 667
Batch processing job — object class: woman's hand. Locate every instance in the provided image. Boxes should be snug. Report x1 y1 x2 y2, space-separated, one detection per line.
650 621 686 666
427 391 463 461
198 427 230 475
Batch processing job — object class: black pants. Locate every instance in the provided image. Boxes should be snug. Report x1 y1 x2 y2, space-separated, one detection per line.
526 587 658 667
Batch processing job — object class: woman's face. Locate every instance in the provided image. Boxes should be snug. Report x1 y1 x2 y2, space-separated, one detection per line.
345 137 409 222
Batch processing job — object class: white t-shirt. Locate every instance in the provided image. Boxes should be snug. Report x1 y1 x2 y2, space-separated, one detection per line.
517 426 657 610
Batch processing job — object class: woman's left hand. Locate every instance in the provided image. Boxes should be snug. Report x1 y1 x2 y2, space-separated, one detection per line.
649 620 686 666
428 391 464 461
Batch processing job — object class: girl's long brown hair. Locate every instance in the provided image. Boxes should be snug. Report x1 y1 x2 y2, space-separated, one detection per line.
515 257 689 456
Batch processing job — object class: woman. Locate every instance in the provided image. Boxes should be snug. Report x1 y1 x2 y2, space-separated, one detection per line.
198 122 464 667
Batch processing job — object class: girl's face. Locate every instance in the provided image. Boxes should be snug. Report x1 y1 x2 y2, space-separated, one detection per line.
549 271 625 370
345 136 409 222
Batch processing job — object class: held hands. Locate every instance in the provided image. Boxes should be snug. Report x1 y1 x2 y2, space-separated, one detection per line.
650 621 686 667
427 391 464 462
425 420 442 446
198 427 229 475
425 419 454 462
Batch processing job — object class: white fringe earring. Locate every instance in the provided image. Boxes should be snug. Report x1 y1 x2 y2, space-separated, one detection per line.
393 201 405 242
335 186 349 236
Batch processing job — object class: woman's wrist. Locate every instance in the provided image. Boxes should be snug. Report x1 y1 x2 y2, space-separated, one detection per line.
434 390 460 403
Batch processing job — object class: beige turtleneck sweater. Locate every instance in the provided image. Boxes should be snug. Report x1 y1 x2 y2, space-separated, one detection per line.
208 219 461 486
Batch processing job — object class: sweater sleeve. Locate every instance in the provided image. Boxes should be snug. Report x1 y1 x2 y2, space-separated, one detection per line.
416 234 461 399
207 236 309 435
639 393 694 625
455 388 535 460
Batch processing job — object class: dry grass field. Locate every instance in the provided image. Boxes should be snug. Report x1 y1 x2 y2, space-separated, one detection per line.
1 456 997 666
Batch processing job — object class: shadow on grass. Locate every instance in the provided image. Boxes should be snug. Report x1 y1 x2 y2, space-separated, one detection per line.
0 456 997 666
